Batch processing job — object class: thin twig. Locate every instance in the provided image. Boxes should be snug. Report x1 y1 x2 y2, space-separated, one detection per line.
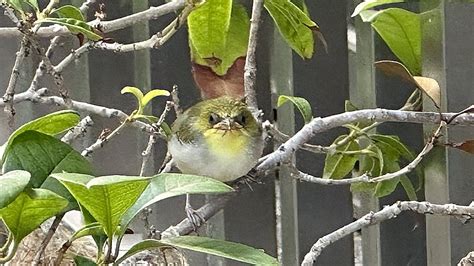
0 0 186 38
32 214 64 265
301 201 474 266
243 0 264 111
92 2 193 53
61 116 94 144
288 165 369 185
140 101 173 176
3 36 29 125
161 193 236 238
171 85 182 116
81 120 129 157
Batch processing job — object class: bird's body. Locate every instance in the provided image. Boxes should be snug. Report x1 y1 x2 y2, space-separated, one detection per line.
168 96 264 182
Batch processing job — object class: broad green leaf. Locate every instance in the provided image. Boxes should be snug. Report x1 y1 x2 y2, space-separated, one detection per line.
120 173 233 235
374 177 400 197
74 255 97 266
35 18 102 41
0 170 30 209
160 236 278 265
291 0 309 14
141 89 170 107
361 8 421 75
80 205 107 253
52 5 85 21
189 2 248 75
400 175 417 200
370 134 414 161
277 95 313 123
188 0 232 63
351 0 404 17
3 131 92 210
0 189 67 245
52 173 151 237
323 136 360 179
265 0 318 58
115 239 172 264
1 110 80 162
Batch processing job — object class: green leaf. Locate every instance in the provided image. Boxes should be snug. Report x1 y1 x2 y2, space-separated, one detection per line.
160 122 172 139
122 86 144 114
134 114 159 123
1 110 80 162
52 5 85 21
35 18 102 41
141 89 170 107
351 0 404 17
0 189 67 246
323 136 360 179
189 2 248 75
361 8 421 75
115 239 172 264
74 255 97 266
277 95 313 123
25 0 39 12
70 222 104 242
6 0 25 14
400 175 417 200
117 237 278 265
52 173 151 237
120 173 233 235
161 236 278 265
188 0 232 65
3 131 92 208
370 134 414 161
374 177 400 197
265 0 318 59
0 170 30 209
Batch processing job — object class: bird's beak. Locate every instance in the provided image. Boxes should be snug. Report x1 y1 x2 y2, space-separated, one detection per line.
213 118 242 131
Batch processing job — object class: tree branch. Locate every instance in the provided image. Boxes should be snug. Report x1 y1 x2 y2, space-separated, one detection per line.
32 214 64 265
244 0 264 111
302 201 474 266
458 251 474 266
61 116 94 144
0 0 186 38
257 109 474 174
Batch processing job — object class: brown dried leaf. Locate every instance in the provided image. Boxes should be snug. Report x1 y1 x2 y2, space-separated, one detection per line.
447 140 474 154
375 60 441 108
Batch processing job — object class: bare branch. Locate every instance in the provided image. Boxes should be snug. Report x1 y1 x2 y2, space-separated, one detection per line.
0 0 186 38
458 251 474 266
2 37 29 122
288 166 369 185
171 85 182 115
81 120 129 157
161 193 236 238
244 0 264 111
140 101 173 176
61 116 94 144
92 2 193 53
32 214 64 265
257 109 474 174
302 201 474 266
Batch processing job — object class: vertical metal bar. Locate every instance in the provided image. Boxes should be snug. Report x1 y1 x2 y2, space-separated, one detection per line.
269 26 299 265
349 2 381 265
421 1 474 265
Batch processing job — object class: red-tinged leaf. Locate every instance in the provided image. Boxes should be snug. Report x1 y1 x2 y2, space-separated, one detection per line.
192 57 245 99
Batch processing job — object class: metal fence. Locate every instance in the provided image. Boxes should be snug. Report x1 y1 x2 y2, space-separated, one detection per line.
0 0 473 265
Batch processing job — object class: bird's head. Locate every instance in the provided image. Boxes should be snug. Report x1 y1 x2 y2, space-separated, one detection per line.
192 96 261 137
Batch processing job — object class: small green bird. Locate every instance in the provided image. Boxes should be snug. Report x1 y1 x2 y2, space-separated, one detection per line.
168 96 264 228
168 96 264 182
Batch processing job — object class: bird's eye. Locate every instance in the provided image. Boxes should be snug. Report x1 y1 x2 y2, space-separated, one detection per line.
209 113 219 125
235 114 246 125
